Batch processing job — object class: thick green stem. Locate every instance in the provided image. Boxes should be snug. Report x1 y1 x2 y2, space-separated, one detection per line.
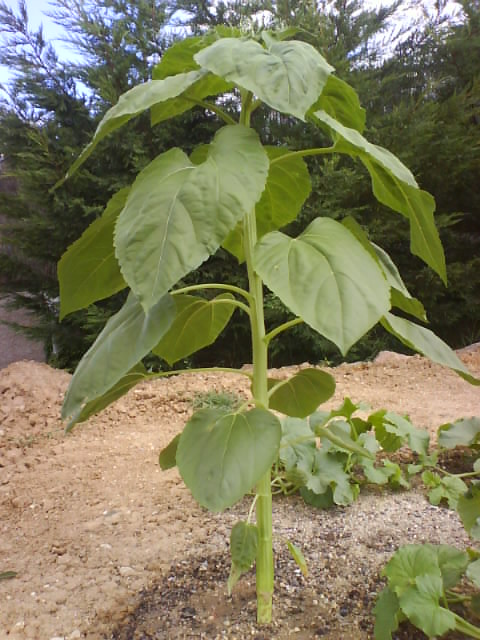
240 92 274 624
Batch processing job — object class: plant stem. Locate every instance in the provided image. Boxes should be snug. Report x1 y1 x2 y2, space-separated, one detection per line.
184 98 237 125
270 146 336 165
171 282 253 304
264 317 303 345
435 466 480 479
241 91 274 624
454 614 480 639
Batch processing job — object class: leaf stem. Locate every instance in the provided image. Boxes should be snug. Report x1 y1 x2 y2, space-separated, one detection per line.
434 466 480 479
171 282 253 304
209 298 251 316
185 98 237 125
264 317 304 345
270 146 336 165
453 614 480 639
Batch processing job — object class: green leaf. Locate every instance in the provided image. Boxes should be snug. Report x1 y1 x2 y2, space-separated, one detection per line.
69 363 148 431
399 574 456 637
280 417 316 472
115 125 269 311
457 485 480 540
62 293 175 426
435 545 469 589
383 544 442 593
382 313 480 386
382 460 410 489
438 417 480 449
65 71 205 178
58 188 129 319
159 434 180 471
306 449 356 506
312 109 446 283
300 486 335 509
153 35 214 79
373 587 400 640
195 38 333 120
423 472 468 509
467 558 480 588
268 368 335 418
286 541 308 577
151 73 232 126
223 147 312 262
309 74 366 133
228 521 258 595
254 217 390 355
153 294 235 365
386 412 430 456
177 408 281 512
314 421 374 459
341 217 427 322
362 459 391 485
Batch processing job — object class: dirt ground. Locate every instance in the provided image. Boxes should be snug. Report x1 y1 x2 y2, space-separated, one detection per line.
1 348 480 640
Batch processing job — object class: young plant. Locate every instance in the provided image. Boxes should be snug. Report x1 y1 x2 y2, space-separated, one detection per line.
57 29 479 624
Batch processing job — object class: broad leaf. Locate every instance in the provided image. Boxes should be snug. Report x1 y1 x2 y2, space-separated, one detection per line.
69 363 148 432
457 485 480 540
303 449 356 506
399 574 456 638
177 408 281 512
382 313 480 385
374 411 430 456
438 417 480 448
268 368 335 418
58 188 129 319
65 71 205 178
159 434 180 470
383 544 442 593
195 37 333 120
153 35 214 79
62 293 175 426
309 74 366 133
373 587 400 640
254 217 390 355
300 486 335 509
280 417 316 472
341 217 427 321
312 109 446 283
423 471 468 509
223 147 312 262
153 293 236 365
115 125 269 311
435 545 469 589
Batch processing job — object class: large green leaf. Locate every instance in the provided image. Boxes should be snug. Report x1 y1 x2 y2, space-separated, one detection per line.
177 408 281 512
370 411 430 456
68 363 148 432
383 544 442 594
58 188 129 319
62 292 175 426
382 313 480 385
309 74 366 133
342 217 427 322
269 368 335 418
399 574 456 637
223 147 312 262
153 35 213 79
312 109 446 283
115 125 269 311
153 293 236 365
253 217 390 355
65 70 205 178
438 417 480 448
195 37 333 120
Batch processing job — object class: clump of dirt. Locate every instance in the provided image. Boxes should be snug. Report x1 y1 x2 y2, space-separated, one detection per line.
1 349 479 639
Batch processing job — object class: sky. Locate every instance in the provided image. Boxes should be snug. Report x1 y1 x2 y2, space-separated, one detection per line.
0 0 465 86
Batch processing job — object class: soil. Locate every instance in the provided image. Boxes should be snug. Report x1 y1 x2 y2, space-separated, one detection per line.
1 347 480 640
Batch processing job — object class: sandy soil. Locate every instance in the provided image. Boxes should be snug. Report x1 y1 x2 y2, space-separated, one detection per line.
1 349 479 639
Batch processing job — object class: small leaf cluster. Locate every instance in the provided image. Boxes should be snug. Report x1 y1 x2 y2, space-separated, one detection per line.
271 398 431 508
375 416 480 640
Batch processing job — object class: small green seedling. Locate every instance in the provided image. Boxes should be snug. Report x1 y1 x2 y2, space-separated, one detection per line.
57 29 479 624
